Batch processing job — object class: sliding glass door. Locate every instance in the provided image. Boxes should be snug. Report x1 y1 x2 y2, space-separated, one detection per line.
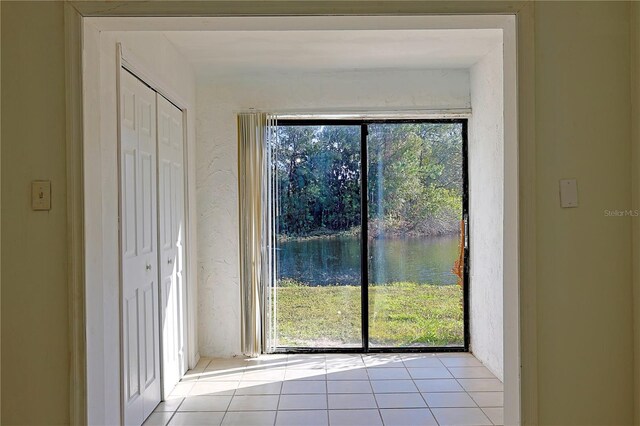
269 119 467 351
272 124 363 348
367 122 466 348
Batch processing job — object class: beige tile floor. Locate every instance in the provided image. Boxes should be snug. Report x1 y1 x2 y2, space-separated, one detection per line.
144 353 503 426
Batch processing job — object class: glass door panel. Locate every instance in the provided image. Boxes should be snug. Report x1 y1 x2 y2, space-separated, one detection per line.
272 124 362 348
367 122 465 348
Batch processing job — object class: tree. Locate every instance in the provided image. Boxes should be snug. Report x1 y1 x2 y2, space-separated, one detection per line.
273 122 463 238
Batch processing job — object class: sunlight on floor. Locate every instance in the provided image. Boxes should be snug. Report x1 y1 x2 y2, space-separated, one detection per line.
144 353 503 426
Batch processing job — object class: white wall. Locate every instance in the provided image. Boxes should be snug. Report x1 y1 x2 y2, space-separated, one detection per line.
196 68 471 356
468 45 504 380
83 28 197 425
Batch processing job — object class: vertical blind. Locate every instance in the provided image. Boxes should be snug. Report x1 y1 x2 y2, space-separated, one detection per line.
237 112 277 356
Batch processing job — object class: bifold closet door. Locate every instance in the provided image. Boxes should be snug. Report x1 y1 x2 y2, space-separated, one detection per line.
120 69 161 425
157 94 188 397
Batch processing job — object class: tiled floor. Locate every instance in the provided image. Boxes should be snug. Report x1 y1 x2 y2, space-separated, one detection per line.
144 353 503 426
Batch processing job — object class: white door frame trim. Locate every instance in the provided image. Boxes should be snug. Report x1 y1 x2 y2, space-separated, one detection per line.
67 4 535 425
64 4 87 425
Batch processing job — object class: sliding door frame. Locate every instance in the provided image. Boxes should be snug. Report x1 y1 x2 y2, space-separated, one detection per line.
272 118 469 354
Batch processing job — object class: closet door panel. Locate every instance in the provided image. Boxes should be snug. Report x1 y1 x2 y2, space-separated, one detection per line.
120 69 161 425
157 94 187 398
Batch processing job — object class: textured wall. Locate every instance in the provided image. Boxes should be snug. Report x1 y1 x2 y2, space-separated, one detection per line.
196 69 471 356
468 44 504 381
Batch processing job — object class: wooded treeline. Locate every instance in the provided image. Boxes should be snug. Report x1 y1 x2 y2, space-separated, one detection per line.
273 122 463 238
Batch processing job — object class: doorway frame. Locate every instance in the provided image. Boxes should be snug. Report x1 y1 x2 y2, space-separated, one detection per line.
66 5 536 426
72 16 200 426
271 118 470 353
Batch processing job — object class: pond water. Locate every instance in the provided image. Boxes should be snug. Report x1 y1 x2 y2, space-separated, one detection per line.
277 235 460 286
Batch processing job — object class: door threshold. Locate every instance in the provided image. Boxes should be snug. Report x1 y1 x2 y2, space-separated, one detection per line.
270 347 468 354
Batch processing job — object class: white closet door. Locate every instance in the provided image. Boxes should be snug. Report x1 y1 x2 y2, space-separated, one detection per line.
157 94 188 397
120 69 161 425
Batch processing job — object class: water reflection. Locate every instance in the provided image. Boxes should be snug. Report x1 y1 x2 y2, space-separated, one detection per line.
277 235 459 286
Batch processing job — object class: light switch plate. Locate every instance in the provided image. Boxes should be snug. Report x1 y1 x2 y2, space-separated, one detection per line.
31 180 51 211
559 179 578 208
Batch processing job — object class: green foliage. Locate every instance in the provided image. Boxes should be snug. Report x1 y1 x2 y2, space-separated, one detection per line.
273 122 463 238
367 123 463 236
274 125 362 236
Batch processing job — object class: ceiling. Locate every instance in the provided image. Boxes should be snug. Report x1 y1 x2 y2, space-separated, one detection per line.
162 29 503 76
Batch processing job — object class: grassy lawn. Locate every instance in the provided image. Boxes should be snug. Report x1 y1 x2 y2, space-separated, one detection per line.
274 281 463 347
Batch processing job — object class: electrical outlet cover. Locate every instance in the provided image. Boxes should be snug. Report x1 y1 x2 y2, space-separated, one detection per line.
559 179 578 208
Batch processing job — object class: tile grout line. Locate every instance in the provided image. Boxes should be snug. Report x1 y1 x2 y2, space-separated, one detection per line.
479 406 502 426
384 354 451 425
442 362 481 410
441 360 497 425
325 358 330 425
369 364 384 425
167 357 206 426
402 355 441 426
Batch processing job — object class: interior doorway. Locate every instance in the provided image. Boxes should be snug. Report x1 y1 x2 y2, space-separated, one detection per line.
269 119 468 352
78 14 522 426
